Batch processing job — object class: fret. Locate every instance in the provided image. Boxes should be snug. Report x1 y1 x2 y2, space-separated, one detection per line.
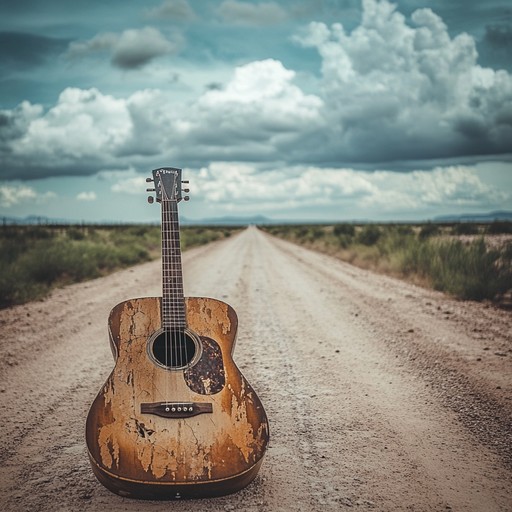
160 199 185 327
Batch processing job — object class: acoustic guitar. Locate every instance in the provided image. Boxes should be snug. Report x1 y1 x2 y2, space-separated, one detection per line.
86 167 269 499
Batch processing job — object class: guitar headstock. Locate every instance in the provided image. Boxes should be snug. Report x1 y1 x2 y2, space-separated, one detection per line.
146 167 190 204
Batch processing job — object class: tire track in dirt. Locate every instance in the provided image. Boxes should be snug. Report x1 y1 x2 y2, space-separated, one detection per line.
271 234 512 469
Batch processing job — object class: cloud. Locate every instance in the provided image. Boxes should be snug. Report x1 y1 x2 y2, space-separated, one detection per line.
2 0 512 182
67 27 177 69
484 23 512 49
0 100 43 150
194 163 375 210
174 59 323 163
189 162 505 214
0 184 56 207
217 1 288 25
111 175 148 194
0 184 37 207
100 161 508 219
0 88 134 179
146 0 196 20
294 0 512 162
0 32 69 70
76 191 97 201
361 166 506 211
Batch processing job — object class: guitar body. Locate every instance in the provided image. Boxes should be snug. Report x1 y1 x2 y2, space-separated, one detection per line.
86 296 269 499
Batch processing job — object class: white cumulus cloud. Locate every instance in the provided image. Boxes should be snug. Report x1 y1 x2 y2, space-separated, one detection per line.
190 162 506 215
76 191 97 201
174 59 323 163
0 184 37 207
7 88 132 174
294 0 512 162
0 185 56 208
111 175 148 195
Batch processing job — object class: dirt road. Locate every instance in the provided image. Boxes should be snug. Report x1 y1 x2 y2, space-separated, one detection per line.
1 227 511 511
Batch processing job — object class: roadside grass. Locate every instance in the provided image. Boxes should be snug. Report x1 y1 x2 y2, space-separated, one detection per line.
0 225 236 308
262 222 512 303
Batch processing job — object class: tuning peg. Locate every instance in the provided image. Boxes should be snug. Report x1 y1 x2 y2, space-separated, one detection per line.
183 188 190 193
183 196 190 201
146 177 153 182
146 188 155 192
181 180 189 184
147 196 154 204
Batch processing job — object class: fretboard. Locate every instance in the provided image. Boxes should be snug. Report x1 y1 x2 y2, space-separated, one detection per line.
161 200 185 329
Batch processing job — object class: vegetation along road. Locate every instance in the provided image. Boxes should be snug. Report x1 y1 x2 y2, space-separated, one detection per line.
0 227 511 511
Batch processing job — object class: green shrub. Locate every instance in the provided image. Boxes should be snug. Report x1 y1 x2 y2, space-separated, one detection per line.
487 221 512 234
419 223 439 239
336 234 352 248
357 225 381 246
452 223 479 235
66 227 86 240
333 224 355 237
403 238 511 301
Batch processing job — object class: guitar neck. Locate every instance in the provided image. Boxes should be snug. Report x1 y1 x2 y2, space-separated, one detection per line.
161 200 186 329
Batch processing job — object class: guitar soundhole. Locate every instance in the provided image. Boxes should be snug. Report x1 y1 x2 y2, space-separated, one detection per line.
150 330 198 369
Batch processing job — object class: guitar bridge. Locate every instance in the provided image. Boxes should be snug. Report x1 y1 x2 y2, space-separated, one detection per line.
141 401 213 419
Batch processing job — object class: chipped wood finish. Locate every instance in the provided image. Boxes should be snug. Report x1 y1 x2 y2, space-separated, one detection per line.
86 296 269 499
185 336 225 394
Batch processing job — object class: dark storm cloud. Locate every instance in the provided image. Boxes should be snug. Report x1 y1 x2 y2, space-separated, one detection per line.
67 27 178 70
484 23 512 48
0 32 69 70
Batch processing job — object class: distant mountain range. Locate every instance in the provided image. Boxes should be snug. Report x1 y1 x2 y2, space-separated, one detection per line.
181 214 274 225
1 215 78 225
433 211 512 222
2 211 511 226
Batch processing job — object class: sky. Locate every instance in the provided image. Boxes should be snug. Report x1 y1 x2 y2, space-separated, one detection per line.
0 0 511 223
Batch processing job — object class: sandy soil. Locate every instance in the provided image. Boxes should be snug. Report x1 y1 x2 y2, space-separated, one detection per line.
0 227 511 511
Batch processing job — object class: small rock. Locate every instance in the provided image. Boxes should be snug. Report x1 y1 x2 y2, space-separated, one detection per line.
494 352 507 357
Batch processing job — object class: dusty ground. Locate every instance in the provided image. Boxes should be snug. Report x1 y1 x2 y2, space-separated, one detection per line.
0 227 511 511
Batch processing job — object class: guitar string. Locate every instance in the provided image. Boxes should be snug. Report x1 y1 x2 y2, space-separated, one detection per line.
176 173 192 410
162 176 170 407
171 191 177 407
172 181 190 410
170 194 178 401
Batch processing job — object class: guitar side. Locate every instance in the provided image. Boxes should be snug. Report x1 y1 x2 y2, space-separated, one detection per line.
86 296 269 499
